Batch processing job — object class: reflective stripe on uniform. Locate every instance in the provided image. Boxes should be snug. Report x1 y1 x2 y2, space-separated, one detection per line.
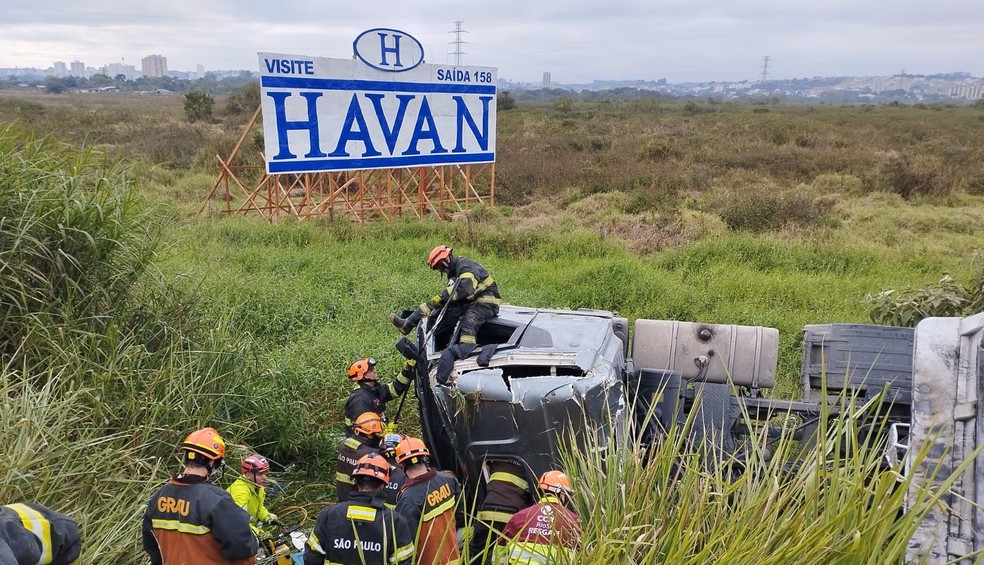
477 509 514 523
391 542 415 564
336 472 355 485
489 472 529 490
8 503 53 564
343 438 362 450
150 518 210 535
307 531 326 555
345 505 377 522
420 497 455 523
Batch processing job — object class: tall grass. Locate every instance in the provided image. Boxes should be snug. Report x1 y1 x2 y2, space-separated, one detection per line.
0 126 259 562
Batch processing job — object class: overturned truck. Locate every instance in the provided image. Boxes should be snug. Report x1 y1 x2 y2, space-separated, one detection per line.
406 304 984 563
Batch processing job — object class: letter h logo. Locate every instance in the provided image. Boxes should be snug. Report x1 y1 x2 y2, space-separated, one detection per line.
376 32 403 68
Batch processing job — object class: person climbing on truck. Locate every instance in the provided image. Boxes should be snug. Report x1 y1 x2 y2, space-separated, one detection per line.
389 245 501 384
226 454 280 541
493 470 581 565
343 357 415 435
336 412 385 502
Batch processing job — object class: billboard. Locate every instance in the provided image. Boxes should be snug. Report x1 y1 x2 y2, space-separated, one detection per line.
258 28 497 175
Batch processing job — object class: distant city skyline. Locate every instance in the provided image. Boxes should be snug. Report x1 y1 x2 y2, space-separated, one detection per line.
2 2 982 84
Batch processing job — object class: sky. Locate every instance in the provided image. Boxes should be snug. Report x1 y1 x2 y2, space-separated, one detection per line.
2 1 982 84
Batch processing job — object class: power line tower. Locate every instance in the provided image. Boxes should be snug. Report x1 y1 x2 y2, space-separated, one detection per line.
760 56 770 82
449 21 468 66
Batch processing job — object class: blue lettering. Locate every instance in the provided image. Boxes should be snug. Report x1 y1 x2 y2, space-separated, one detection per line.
364 93 415 154
267 91 327 160
328 94 382 158
453 95 491 152
263 59 315 75
403 98 447 156
377 33 403 68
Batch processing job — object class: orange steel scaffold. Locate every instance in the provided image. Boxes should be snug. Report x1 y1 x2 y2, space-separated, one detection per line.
198 107 495 223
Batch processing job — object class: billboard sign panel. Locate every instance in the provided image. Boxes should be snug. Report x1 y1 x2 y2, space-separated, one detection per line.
258 28 497 174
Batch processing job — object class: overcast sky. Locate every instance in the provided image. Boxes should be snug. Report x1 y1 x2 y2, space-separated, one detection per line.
3 1 982 83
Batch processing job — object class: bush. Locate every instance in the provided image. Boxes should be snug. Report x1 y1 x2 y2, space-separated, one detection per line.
184 91 215 122
497 90 516 111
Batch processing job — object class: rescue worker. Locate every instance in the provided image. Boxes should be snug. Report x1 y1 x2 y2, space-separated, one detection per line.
142 427 257 565
394 437 462 565
342 356 415 435
389 245 501 384
467 460 534 565
380 433 409 509
304 453 415 565
0 502 81 565
335 412 384 502
493 470 581 565
227 454 280 539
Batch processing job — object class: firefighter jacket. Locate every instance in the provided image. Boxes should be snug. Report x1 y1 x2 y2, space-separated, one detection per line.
493 495 580 565
142 474 258 565
419 256 501 317
0 503 81 565
343 362 413 432
382 460 408 510
303 491 415 565
226 476 272 531
395 468 461 565
335 436 380 502
468 462 533 564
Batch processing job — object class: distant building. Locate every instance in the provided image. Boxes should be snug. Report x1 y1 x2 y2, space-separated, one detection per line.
196 64 205 80
70 60 86 78
543 72 551 88
141 54 167 78
52 61 68 78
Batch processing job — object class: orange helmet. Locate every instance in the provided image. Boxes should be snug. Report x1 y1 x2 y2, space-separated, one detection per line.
353 412 384 438
538 470 572 496
427 245 452 270
347 358 377 382
352 453 390 484
179 427 226 462
395 437 430 465
241 454 270 475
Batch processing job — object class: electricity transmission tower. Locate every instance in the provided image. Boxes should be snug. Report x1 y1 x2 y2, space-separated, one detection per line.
449 21 468 65
760 56 770 82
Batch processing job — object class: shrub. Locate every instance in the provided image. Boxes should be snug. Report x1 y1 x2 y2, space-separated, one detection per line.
878 152 954 199
497 90 516 111
184 91 215 122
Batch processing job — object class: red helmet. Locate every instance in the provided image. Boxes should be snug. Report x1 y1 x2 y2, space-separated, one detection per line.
427 245 452 270
353 412 384 438
179 427 226 462
241 454 270 475
395 437 430 465
352 453 390 484
347 358 377 382
538 470 573 496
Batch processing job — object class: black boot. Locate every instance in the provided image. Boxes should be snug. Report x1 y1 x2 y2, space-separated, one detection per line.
389 309 422 335
436 343 477 385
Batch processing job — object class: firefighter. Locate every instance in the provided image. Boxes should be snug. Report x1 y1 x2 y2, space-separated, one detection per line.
304 453 415 565
335 412 384 502
142 427 257 565
226 454 280 539
493 470 581 565
389 245 501 384
467 460 534 565
0 502 81 565
394 437 462 565
342 356 415 435
379 433 409 509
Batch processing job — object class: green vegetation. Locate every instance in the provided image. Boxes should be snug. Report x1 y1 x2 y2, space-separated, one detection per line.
1 92 983 562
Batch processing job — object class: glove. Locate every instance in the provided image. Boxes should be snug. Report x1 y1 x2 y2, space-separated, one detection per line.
265 513 281 526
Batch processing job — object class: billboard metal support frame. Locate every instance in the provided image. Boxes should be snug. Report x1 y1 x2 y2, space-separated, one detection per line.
199 106 495 223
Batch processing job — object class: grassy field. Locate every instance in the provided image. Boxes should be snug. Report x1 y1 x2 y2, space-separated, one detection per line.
2 89 983 562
